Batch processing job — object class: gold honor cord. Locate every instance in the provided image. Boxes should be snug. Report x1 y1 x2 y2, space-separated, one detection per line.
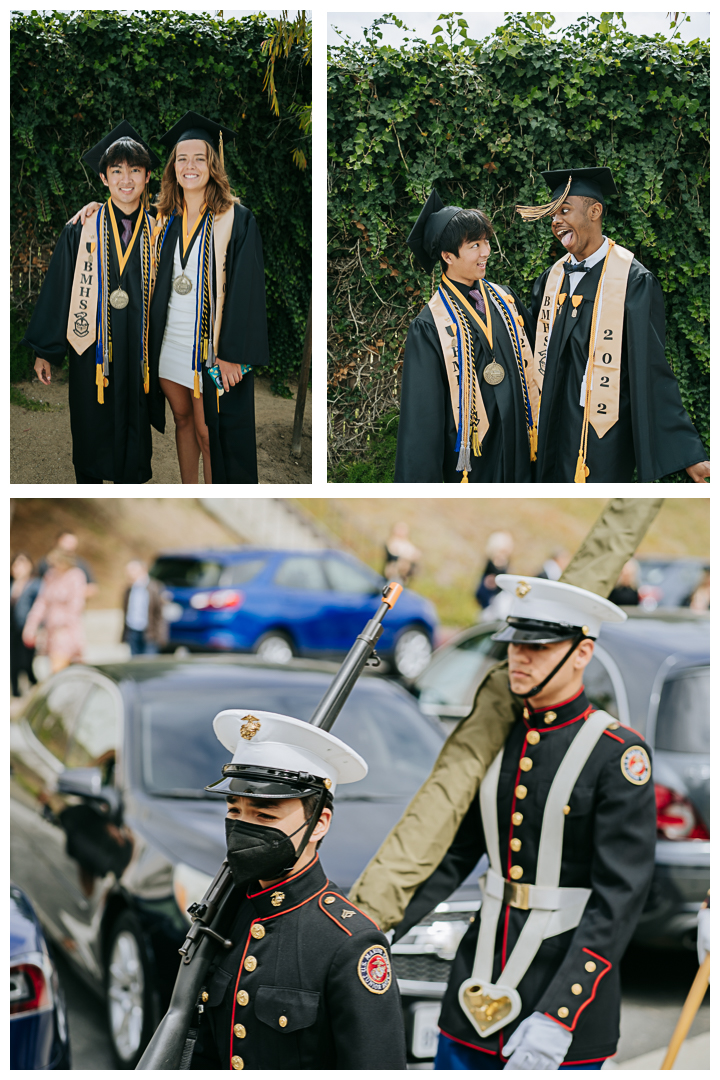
182 203 208 257
107 199 145 308
442 274 492 350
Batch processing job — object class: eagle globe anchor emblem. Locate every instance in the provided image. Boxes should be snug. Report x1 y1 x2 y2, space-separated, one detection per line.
458 977 522 1038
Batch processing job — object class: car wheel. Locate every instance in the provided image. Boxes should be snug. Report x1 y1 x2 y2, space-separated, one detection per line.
393 627 433 679
254 631 294 664
105 911 157 1068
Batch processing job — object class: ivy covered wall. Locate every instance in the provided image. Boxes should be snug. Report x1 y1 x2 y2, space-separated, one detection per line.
327 13 709 481
11 9 311 392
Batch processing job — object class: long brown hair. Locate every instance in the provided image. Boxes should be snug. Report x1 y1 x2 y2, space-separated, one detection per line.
154 142 238 217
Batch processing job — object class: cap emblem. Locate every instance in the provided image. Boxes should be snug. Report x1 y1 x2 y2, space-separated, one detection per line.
515 581 532 598
270 891 285 907
240 716 262 741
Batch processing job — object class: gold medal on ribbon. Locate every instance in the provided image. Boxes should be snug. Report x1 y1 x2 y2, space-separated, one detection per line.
483 361 505 385
109 287 129 309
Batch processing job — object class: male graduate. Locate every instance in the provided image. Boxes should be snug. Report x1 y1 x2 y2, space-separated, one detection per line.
22 121 160 484
188 709 406 1070
395 192 539 483
518 168 710 483
353 576 657 1069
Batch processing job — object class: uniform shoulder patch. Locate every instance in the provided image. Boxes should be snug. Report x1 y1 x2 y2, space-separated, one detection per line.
620 744 651 786
357 944 392 994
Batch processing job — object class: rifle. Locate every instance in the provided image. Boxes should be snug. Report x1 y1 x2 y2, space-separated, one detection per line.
136 582 404 1069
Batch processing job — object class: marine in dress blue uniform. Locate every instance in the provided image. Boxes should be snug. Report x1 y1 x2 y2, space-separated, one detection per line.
190 709 406 1070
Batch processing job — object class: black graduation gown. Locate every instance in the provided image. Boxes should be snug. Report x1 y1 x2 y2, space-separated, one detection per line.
148 203 270 485
531 255 707 482
393 690 657 1065
394 281 536 483
190 855 406 1070
21 202 153 483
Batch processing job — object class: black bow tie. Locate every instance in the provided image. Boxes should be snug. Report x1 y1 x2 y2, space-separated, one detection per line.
563 260 592 275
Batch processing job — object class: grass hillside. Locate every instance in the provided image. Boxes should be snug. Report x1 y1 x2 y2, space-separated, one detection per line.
296 498 709 627
10 499 239 608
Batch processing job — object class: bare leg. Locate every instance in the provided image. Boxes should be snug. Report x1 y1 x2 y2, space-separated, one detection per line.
160 378 201 484
192 392 212 485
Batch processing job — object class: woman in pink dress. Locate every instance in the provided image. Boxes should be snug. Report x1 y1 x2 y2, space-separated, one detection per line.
23 549 87 672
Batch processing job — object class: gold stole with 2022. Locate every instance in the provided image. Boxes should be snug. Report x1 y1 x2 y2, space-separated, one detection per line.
533 240 633 482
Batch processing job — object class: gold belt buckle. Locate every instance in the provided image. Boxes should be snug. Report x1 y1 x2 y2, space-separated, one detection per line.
503 880 530 910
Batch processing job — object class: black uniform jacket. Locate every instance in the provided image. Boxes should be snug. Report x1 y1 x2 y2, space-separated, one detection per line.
395 280 536 483
393 689 656 1065
192 854 406 1070
22 202 153 483
148 203 270 484
531 253 707 482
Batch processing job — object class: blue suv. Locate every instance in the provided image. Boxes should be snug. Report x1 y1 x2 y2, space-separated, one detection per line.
151 548 438 678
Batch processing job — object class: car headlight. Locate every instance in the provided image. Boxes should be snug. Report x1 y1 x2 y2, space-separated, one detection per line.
172 862 214 924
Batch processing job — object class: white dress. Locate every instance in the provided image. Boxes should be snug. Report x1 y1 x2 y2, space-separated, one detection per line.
158 240 202 392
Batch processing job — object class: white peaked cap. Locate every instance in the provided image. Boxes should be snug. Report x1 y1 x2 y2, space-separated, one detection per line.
495 575 627 638
212 709 368 794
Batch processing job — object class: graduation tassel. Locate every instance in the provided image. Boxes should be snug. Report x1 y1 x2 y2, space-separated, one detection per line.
96 362 104 405
217 388 220 412
574 450 587 483
461 471 469 483
529 423 538 462
194 368 200 398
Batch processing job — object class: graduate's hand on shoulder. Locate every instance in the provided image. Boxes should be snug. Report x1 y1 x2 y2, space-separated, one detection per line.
68 201 102 226
216 358 244 392
686 461 710 483
34 358 52 386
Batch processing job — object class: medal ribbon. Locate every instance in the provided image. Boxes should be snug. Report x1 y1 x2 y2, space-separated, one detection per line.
181 203 207 266
441 274 494 353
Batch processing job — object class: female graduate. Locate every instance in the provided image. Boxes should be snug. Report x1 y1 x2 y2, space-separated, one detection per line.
148 112 270 484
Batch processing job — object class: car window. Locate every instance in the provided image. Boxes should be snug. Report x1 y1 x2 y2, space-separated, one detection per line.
654 667 709 754
151 558 225 588
583 656 619 719
65 683 120 775
323 557 381 594
273 557 327 590
139 682 442 798
218 560 266 587
28 678 92 764
415 630 500 709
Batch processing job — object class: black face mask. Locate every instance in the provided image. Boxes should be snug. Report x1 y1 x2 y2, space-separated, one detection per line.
224 817 308 887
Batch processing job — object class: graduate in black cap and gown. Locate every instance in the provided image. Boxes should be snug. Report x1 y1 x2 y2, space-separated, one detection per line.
518 168 709 483
22 122 160 483
148 112 269 484
395 192 539 483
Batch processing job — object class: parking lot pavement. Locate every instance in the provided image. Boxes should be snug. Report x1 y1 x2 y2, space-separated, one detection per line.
55 938 709 1069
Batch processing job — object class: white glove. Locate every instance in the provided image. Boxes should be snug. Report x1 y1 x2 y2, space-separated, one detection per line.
503 1011 573 1070
697 905 710 967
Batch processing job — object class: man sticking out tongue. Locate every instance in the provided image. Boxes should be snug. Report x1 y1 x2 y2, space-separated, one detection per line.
518 167 709 484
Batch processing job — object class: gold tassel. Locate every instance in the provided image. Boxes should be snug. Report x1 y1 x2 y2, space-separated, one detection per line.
96 364 104 405
516 177 572 222
219 131 224 170
217 388 220 412
529 424 538 462
144 365 149 394
461 470 469 483
194 369 200 398
574 451 587 483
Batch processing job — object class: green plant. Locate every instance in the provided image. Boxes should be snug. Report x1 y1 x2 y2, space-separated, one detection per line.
327 12 709 482
11 9 311 393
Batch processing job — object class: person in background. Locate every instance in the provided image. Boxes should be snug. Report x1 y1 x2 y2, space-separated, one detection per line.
22 548 87 673
475 531 514 616
38 530 98 599
122 560 168 656
537 548 571 581
685 570 710 612
11 554 42 697
608 559 640 607
383 522 422 585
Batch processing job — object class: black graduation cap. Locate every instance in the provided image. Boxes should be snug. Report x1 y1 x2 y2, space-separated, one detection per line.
406 190 463 274
82 120 161 176
541 167 618 208
160 111 238 156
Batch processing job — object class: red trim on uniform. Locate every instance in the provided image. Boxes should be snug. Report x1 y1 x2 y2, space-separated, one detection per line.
545 949 612 1033
258 881 328 923
619 722 644 739
602 730 625 743
246 852 319 898
438 1028 498 1055
229 929 253 1069
560 1056 611 1066
318 892 381 935
525 687 585 715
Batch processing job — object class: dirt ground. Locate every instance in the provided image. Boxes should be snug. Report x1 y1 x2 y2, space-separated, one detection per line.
10 375 312 484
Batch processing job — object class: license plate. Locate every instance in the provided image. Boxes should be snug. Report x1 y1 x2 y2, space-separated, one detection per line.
411 1001 442 1059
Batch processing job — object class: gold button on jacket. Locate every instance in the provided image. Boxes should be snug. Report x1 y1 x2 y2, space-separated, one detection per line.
234 1024 246 1039
512 811 523 826
585 961 597 973
231 1055 244 1069
251 923 266 939
527 730 540 745
544 711 557 724
515 784 527 799
519 757 533 772
244 956 257 972
510 838 522 852
509 865 523 880
279 1016 288 1028
237 990 249 1006
558 1007 569 1018
571 983 583 995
